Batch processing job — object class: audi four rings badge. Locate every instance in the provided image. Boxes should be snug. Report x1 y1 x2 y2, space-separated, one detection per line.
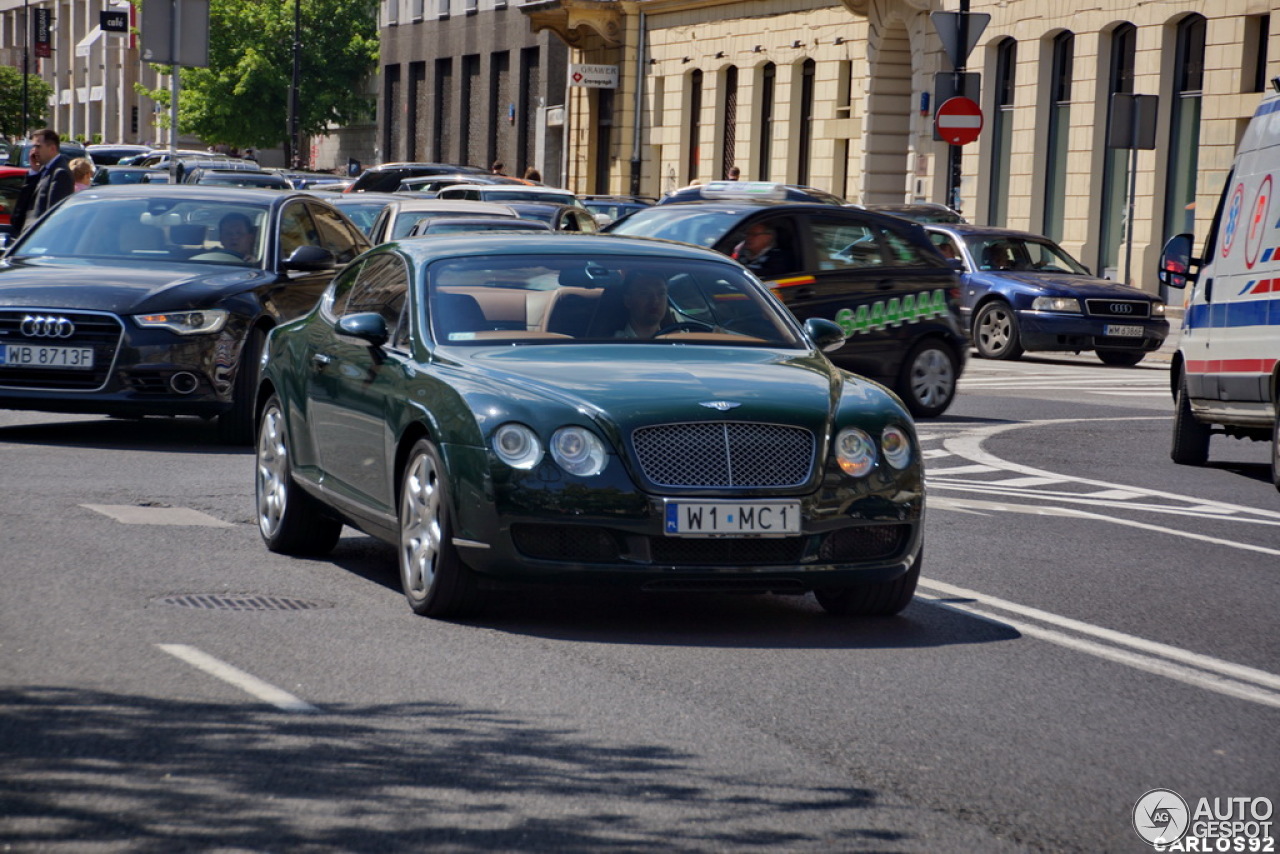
20 315 75 338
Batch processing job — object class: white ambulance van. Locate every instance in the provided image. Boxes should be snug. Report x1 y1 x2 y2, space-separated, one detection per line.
1159 84 1280 491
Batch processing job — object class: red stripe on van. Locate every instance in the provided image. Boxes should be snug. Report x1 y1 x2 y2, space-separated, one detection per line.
1185 358 1279 374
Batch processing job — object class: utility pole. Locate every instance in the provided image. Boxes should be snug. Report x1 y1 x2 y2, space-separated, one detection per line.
947 0 969 213
289 0 301 169
22 0 29 137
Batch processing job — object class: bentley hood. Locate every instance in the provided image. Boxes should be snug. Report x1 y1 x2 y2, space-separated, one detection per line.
450 343 899 436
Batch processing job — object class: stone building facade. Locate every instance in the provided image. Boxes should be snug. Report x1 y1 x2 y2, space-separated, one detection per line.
378 0 571 184
0 0 167 147
522 0 1276 294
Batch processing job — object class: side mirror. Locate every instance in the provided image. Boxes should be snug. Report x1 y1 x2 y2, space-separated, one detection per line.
335 312 389 347
1158 233 1198 289
805 317 846 353
282 244 335 272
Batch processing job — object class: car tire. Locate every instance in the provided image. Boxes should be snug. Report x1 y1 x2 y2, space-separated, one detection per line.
1170 373 1211 466
1271 402 1280 493
814 549 921 617
256 394 343 555
1096 349 1145 367
973 301 1023 360
897 339 958 418
217 326 266 446
399 439 481 618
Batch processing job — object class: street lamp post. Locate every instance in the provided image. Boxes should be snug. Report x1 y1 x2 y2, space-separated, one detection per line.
288 0 301 169
22 0 29 137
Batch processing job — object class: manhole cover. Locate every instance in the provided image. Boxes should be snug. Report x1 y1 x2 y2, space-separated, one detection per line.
157 594 332 612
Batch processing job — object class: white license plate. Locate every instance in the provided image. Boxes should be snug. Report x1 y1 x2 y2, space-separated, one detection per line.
663 500 801 537
0 344 95 369
1104 324 1144 337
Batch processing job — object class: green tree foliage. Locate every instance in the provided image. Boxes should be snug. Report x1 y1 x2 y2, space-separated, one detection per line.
0 66 55 140
138 0 378 151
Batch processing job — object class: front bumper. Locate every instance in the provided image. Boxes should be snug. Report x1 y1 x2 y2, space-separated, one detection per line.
446 445 926 591
1015 310 1169 352
0 312 244 419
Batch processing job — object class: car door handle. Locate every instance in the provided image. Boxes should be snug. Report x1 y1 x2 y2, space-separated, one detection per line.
312 353 333 368
789 287 816 300
876 279 896 290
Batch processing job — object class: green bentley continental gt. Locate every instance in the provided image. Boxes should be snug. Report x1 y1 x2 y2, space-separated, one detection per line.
254 233 925 619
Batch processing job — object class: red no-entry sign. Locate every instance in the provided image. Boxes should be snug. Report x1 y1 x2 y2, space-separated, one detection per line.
935 97 984 146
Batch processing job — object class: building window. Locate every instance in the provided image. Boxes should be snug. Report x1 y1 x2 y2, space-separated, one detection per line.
721 66 738 180
1164 15 1206 248
758 63 776 182
385 0 398 26
988 39 1017 227
434 58 454 162
385 64 402 161
797 59 815 186
1244 15 1269 94
1043 32 1073 241
435 0 449 19
686 69 703 185
1098 23 1136 278
410 0 423 19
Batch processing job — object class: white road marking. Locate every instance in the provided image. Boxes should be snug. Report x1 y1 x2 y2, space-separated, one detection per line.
937 417 1280 522
930 496 1280 556
917 580 1280 709
157 644 319 713
924 463 998 475
83 504 233 527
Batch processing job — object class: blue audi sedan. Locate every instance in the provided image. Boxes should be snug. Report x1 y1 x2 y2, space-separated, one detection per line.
925 224 1168 365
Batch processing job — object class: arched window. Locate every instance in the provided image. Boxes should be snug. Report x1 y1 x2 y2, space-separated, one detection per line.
721 66 738 180
797 59 815 186
988 39 1017 227
758 63 776 182
1043 32 1073 241
1098 23 1136 278
1163 15 1205 245
686 69 703 184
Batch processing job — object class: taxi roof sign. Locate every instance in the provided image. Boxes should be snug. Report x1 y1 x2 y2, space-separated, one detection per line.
696 181 790 201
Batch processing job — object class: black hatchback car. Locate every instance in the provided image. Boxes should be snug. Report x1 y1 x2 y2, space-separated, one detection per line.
607 192 967 417
0 185 370 443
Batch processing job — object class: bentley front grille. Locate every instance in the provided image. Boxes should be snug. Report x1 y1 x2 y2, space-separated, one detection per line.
632 421 815 488
0 310 123 391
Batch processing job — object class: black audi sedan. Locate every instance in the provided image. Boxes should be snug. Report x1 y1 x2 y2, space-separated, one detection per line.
0 185 370 443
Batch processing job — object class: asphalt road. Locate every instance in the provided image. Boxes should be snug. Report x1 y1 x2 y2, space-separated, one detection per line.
1 351 1276 853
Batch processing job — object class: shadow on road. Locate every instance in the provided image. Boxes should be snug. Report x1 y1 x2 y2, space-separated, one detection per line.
0 415 239 454
321 536 1020 652
0 686 912 853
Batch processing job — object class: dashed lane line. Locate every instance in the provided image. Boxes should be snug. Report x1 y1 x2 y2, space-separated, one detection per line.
157 644 319 713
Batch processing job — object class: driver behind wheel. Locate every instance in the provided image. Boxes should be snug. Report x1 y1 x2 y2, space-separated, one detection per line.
614 270 674 338
218 212 257 263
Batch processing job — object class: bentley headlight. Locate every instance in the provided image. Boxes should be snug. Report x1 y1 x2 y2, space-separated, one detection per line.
492 423 542 469
550 426 606 476
132 309 229 335
835 427 876 477
1153 301 1166 316
881 426 912 469
1031 296 1080 313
